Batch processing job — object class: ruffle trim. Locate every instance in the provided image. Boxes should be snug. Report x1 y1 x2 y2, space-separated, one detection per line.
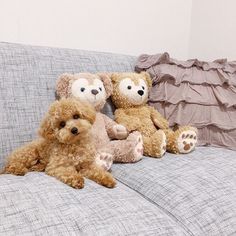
135 53 236 86
136 52 236 73
149 81 236 108
194 126 236 151
150 102 236 131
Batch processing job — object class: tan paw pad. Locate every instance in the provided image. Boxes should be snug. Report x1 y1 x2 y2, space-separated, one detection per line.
177 130 197 154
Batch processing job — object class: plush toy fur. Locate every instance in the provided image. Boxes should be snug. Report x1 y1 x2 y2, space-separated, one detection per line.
3 98 116 189
56 73 143 170
111 72 198 158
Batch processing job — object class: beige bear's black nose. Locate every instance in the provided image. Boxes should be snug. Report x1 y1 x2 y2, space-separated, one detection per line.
71 127 78 135
91 89 98 95
138 90 144 96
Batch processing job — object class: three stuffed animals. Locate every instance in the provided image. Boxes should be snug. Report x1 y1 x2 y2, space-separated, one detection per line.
56 73 143 170
3 70 198 188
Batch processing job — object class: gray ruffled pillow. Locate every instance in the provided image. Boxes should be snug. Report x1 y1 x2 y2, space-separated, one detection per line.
135 53 236 150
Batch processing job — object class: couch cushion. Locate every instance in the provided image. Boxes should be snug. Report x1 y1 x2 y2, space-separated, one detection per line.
113 147 236 236
0 42 136 168
0 172 188 236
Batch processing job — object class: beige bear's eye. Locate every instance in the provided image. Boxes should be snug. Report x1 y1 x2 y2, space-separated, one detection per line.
142 86 145 90
127 85 132 90
80 87 85 92
99 87 102 91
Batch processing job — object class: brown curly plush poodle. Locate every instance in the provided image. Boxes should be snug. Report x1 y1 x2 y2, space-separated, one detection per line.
3 98 116 189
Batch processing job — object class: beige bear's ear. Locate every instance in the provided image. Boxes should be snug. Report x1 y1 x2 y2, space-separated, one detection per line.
141 71 152 88
56 73 73 98
110 73 122 84
97 72 113 97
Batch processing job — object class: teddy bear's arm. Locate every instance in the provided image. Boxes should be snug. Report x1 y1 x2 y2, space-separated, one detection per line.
114 109 140 132
149 106 169 129
102 114 128 140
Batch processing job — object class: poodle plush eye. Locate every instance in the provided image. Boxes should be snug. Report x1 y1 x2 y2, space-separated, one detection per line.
59 121 66 128
99 87 102 91
142 86 145 90
80 87 85 92
127 85 132 90
73 114 79 119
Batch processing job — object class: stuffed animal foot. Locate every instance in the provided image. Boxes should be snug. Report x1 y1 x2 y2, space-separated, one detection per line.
95 152 113 171
3 164 29 176
176 128 197 153
68 174 85 189
80 165 116 188
167 126 197 154
143 130 166 158
113 124 128 139
126 131 143 162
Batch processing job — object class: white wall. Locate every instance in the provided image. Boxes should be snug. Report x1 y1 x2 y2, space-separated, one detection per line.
0 0 192 59
1 0 236 60
189 0 236 60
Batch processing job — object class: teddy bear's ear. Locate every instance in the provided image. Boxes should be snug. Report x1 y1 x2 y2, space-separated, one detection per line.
38 115 55 140
110 73 122 84
140 71 152 88
56 73 74 98
97 72 113 97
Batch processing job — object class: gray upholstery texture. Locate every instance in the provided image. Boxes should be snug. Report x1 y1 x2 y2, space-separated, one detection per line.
113 147 236 236
0 172 188 236
0 42 236 236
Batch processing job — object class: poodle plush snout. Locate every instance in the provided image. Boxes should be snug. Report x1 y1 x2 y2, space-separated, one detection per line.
71 127 78 135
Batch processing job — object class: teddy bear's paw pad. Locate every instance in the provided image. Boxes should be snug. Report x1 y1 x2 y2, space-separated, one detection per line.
95 153 113 171
177 130 197 154
132 133 144 162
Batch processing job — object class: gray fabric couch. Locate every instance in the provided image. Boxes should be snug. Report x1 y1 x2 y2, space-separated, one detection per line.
0 42 236 236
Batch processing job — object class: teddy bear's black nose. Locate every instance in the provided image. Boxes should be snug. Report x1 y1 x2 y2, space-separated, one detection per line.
137 90 144 96
91 89 98 95
71 127 78 135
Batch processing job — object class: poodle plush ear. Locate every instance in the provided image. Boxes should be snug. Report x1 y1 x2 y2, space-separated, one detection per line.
56 73 73 98
140 71 152 88
97 72 113 97
38 115 55 140
77 101 96 125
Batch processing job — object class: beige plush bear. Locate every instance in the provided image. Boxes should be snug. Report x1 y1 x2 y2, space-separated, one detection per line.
56 73 143 170
111 72 198 158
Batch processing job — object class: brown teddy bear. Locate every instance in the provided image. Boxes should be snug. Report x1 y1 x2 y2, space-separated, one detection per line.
3 98 116 189
56 73 143 170
110 72 198 158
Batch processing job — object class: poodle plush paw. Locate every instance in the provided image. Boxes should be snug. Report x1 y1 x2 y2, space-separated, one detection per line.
177 130 197 154
95 152 113 171
71 175 85 189
4 164 28 176
113 124 128 139
101 175 116 188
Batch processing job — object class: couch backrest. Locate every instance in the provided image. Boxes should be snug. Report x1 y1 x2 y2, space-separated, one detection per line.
0 42 136 168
